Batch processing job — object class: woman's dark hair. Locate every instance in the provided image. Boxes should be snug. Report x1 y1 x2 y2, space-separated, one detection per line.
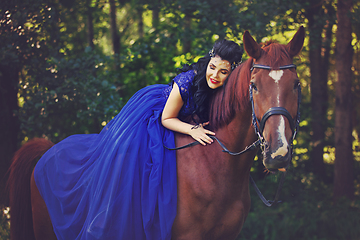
181 39 243 122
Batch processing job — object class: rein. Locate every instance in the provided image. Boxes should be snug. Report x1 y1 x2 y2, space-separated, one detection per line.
165 136 261 156
165 63 300 207
165 135 282 207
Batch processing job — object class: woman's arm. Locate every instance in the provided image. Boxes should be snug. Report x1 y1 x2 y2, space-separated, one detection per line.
161 82 215 145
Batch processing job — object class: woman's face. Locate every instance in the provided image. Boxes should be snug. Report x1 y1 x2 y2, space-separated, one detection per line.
206 55 231 89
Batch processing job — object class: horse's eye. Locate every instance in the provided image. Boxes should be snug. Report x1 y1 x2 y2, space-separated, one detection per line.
294 80 300 90
250 82 258 91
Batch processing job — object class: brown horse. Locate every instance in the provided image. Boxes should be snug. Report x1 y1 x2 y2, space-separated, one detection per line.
7 27 305 240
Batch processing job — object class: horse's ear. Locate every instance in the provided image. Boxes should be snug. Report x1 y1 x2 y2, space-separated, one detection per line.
243 30 261 60
286 26 305 58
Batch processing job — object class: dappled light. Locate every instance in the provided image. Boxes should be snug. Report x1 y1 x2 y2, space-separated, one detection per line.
1 0 360 239
323 146 335 164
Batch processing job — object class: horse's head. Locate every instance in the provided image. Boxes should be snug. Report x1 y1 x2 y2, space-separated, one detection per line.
243 27 305 172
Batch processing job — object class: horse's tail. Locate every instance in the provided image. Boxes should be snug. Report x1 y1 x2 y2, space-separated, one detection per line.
7 138 54 240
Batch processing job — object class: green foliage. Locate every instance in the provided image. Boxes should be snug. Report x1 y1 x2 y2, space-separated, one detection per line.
2 0 303 144
238 170 360 240
0 0 62 67
0 207 10 240
18 48 123 142
1 0 360 237
118 34 178 100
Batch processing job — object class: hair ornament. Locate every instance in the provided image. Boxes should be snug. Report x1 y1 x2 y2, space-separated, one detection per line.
209 47 242 70
231 60 242 70
209 48 216 58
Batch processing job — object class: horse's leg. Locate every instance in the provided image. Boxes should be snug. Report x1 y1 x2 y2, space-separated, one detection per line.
30 170 57 240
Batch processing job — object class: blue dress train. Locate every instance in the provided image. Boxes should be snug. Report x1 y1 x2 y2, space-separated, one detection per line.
34 70 196 240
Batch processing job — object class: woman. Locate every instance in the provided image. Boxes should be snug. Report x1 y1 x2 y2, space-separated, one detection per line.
34 39 243 240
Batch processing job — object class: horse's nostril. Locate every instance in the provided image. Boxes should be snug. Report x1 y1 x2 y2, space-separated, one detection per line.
263 149 291 170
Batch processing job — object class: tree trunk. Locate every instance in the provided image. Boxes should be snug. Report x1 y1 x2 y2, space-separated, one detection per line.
86 3 94 49
0 65 20 205
137 6 144 38
152 5 159 29
305 1 331 182
183 13 191 53
333 0 354 201
110 0 120 56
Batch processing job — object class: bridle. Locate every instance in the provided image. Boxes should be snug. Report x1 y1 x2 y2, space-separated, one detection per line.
165 63 301 207
248 63 301 206
250 63 301 151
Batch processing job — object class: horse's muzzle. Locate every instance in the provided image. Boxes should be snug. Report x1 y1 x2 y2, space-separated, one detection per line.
262 144 291 171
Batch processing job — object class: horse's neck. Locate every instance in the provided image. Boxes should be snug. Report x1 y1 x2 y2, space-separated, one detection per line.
210 107 257 176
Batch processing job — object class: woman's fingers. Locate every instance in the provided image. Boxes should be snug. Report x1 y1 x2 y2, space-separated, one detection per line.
190 123 216 145
205 136 213 144
202 122 215 134
198 138 206 146
205 129 215 136
201 132 214 144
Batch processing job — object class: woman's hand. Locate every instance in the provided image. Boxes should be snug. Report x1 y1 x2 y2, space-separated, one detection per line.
189 122 215 146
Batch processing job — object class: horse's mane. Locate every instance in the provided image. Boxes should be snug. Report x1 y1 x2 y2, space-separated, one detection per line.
209 41 292 130
209 58 252 130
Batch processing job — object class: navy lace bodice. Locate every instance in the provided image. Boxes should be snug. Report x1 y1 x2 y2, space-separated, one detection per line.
163 70 196 119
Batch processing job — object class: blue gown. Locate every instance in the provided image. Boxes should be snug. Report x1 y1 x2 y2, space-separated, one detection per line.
34 70 196 240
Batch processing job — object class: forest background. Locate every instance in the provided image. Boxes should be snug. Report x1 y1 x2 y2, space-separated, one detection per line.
1 0 360 239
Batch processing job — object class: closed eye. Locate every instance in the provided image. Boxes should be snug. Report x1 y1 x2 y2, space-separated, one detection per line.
209 64 230 75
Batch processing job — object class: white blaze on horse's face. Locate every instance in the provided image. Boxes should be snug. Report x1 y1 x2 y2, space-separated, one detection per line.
271 116 289 159
268 69 289 159
269 70 284 83
269 70 284 104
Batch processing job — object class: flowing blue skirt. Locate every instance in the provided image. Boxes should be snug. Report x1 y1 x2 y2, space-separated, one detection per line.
34 84 177 240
